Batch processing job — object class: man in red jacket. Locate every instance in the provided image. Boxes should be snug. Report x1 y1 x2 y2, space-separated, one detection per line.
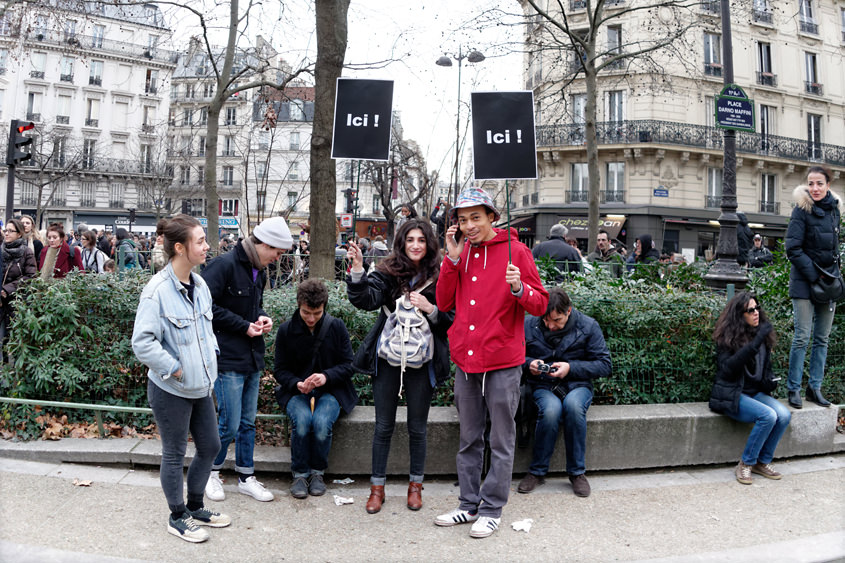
434 187 548 538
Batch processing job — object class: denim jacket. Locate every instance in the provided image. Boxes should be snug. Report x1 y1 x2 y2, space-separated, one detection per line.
132 262 219 399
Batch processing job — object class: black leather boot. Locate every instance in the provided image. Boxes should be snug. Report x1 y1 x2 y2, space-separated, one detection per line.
805 386 831 407
787 389 802 409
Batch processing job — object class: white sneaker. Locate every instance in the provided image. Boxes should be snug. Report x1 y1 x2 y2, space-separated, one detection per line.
470 516 501 538
204 471 225 501
238 475 274 502
434 507 479 527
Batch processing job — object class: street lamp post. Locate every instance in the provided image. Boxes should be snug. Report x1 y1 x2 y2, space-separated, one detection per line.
436 47 485 204
704 0 748 290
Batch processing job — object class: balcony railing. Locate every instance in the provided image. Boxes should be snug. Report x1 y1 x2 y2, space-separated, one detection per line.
218 180 242 190
535 119 845 167
24 30 179 64
141 124 156 133
759 200 780 214
704 63 722 77
60 73 73 82
26 112 41 122
569 0 586 9
52 198 67 206
85 118 99 127
700 0 720 14
21 195 38 205
601 190 626 203
805 81 823 96
221 150 237 157
89 76 102 86
145 84 158 95
109 200 124 208
752 9 773 24
30 70 45 78
81 198 97 207
705 195 721 208
566 190 589 203
799 19 818 34
756 72 777 87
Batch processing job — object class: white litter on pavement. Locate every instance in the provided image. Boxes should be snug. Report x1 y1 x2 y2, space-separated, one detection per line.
333 495 354 506
332 478 354 485
511 518 534 533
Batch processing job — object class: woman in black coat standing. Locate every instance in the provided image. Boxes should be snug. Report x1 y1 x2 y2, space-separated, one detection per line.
710 292 791 485
346 219 453 515
0 219 37 345
784 165 842 409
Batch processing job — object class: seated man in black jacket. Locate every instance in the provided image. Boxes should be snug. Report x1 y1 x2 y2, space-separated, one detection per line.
274 279 357 499
518 288 611 498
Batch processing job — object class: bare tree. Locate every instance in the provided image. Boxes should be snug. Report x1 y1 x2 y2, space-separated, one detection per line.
518 0 700 252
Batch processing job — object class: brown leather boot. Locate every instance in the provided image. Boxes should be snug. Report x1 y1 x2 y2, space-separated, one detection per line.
365 485 385 514
407 482 423 511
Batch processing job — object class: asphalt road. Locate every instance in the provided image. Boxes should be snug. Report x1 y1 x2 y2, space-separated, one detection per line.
0 455 843 562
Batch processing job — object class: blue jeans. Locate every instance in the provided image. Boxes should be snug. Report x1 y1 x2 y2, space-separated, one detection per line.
286 393 341 478
529 386 593 476
726 392 791 465
371 359 434 485
788 298 836 392
212 370 260 474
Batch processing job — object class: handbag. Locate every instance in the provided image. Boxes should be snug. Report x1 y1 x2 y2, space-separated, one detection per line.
809 261 845 305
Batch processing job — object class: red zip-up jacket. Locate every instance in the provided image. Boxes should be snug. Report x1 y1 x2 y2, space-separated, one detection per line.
436 227 548 373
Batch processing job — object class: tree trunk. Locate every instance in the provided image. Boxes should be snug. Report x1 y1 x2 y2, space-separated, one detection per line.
584 40 601 255
309 0 350 280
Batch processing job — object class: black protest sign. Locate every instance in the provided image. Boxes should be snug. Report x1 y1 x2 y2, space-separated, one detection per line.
331 78 394 161
471 91 537 180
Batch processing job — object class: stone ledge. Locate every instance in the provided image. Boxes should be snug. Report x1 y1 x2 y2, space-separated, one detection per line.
0 402 838 475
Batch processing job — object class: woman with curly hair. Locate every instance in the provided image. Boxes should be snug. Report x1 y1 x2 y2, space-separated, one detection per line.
346 219 453 514
709 292 790 485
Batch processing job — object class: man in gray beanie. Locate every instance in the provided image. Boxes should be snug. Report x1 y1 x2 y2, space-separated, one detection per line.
532 224 581 280
201 216 293 503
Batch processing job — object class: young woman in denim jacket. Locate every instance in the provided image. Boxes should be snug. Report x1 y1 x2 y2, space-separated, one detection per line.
132 215 230 543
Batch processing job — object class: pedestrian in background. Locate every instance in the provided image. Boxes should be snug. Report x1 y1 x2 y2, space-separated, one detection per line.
710 292 790 485
80 230 107 273
785 165 842 409
0 218 36 348
201 216 293 504
748 234 773 268
347 219 453 514
17 215 44 260
38 223 83 280
131 215 230 543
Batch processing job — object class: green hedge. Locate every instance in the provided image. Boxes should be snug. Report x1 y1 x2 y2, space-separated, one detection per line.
1 252 842 439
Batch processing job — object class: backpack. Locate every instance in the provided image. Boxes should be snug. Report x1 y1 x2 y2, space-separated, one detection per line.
377 280 434 394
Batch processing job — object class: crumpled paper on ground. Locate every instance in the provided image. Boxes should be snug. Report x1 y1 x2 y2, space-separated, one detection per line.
333 495 354 506
511 518 534 533
332 477 354 485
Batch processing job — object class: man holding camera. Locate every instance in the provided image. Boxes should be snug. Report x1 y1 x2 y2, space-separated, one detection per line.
518 288 611 497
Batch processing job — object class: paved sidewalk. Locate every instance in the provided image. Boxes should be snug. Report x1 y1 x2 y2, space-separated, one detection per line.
0 453 843 562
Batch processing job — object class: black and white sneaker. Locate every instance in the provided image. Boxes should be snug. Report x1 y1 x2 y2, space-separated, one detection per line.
168 513 209 543
434 507 479 527
188 506 232 528
469 516 501 538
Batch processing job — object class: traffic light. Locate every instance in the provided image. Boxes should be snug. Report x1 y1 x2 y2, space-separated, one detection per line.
344 188 354 213
6 120 35 166
128 208 136 222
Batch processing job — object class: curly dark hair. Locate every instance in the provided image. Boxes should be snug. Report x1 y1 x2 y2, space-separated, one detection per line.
376 219 439 297
713 292 776 351
297 278 329 309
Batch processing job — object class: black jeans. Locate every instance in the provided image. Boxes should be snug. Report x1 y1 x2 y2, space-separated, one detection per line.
147 380 220 516
371 359 434 485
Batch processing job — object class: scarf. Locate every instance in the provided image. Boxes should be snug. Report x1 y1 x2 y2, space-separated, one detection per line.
240 238 264 271
40 247 59 281
2 238 27 266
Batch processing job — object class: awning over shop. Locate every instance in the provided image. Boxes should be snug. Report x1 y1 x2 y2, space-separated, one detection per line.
502 215 536 235
555 216 626 239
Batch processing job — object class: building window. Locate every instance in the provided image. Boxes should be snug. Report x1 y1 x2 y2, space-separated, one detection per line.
31 52 46 78
179 166 190 185
26 92 43 122
64 19 77 41
52 181 67 206
841 8 845 42
89 60 103 86
222 136 235 156
180 135 191 155
203 83 214 98
92 25 104 48
0 48 7 74
704 33 721 76
83 139 96 169
570 163 588 202
798 0 817 34
289 163 300 181
807 113 821 160
199 107 208 125
184 84 194 99
188 198 205 217
256 161 266 179
759 104 775 151
81 182 96 207
21 181 37 206
663 230 679 254
257 191 266 213
290 131 300 150
198 136 206 157
606 25 623 68
372 194 380 214
606 90 624 123
197 165 204 183
756 42 775 86
804 52 821 95
225 107 236 125
752 0 772 23
60 56 74 82
110 183 124 208
220 199 237 216
183 109 193 126
222 166 234 186
142 105 156 128
605 162 625 202
145 69 158 94
54 137 67 166
85 98 100 127
760 174 777 213
287 192 297 211
290 99 304 121
140 144 153 173
706 167 723 207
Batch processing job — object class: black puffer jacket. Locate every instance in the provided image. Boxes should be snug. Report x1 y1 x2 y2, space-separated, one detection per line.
346 269 453 385
201 243 267 373
532 236 582 274
709 326 777 416
273 312 357 414
785 186 842 299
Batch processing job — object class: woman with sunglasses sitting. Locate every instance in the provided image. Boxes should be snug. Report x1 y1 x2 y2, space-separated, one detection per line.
709 292 791 485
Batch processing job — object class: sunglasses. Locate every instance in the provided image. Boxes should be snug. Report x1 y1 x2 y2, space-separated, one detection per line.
745 305 762 314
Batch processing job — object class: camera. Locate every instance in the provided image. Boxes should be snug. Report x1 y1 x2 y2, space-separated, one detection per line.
537 362 556 374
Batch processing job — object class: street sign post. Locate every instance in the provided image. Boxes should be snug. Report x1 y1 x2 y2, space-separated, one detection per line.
714 84 755 133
